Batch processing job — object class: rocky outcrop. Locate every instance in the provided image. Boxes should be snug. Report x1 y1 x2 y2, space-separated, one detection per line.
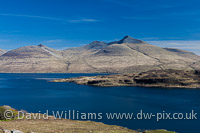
53 69 200 88
1 129 24 133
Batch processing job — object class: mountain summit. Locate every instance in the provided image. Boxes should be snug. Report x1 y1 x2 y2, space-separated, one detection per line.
108 35 144 45
0 36 199 73
38 44 45 47
84 41 107 50
117 35 144 44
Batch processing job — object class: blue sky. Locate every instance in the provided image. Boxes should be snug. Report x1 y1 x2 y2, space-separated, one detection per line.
0 0 200 54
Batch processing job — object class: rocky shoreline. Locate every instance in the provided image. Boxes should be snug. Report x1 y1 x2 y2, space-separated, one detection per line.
53 69 200 88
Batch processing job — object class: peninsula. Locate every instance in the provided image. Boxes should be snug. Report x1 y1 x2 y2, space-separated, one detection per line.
53 69 200 88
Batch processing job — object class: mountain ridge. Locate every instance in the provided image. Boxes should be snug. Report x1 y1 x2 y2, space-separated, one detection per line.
0 36 199 73
0 49 6 56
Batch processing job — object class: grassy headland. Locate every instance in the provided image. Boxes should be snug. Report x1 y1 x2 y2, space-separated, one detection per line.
53 69 200 88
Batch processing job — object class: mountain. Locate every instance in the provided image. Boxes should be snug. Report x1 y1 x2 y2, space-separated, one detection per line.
109 35 145 45
0 36 199 73
0 49 6 56
0 45 67 73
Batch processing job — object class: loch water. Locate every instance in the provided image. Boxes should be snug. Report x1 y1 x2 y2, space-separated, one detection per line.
0 73 199 133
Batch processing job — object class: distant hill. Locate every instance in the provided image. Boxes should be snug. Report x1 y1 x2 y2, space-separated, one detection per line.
0 36 199 73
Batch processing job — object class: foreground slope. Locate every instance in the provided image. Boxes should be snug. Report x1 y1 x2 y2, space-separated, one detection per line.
0 36 199 73
0 106 175 133
0 119 135 133
0 119 175 133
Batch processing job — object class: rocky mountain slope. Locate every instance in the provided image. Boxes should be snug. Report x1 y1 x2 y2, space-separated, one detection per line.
0 36 199 73
0 44 66 73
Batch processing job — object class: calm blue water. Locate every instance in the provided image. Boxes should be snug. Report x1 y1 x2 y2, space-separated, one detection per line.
0 73 200 133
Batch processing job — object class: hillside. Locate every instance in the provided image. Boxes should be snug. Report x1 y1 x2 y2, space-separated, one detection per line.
0 45 67 73
0 120 175 133
0 119 135 133
0 106 175 133
0 36 199 73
